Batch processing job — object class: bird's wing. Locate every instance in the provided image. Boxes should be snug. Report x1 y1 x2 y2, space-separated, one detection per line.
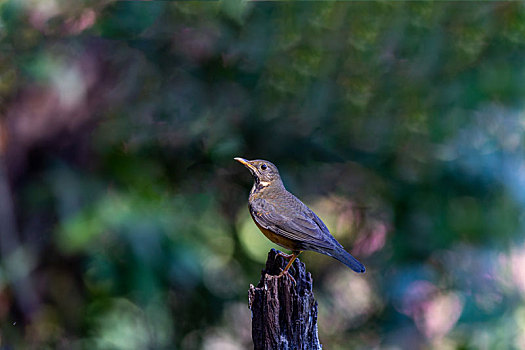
249 197 334 250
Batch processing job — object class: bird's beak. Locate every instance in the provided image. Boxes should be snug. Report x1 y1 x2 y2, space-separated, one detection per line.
234 157 257 173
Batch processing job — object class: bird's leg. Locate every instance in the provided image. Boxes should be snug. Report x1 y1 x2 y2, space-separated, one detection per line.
278 251 302 285
281 251 300 272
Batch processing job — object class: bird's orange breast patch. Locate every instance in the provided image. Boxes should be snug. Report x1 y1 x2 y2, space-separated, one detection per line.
250 212 300 251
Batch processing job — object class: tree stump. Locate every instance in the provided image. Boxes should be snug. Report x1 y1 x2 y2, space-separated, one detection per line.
248 249 322 350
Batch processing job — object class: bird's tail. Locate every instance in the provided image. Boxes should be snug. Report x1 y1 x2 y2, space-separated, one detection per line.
329 247 366 273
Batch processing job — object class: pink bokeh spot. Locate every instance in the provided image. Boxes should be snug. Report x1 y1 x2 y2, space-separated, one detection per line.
399 280 464 339
509 248 525 294
65 9 96 35
353 221 387 257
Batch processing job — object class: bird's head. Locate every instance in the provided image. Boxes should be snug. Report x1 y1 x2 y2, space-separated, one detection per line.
234 157 283 188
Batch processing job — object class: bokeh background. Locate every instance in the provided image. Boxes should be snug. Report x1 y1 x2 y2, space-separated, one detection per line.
1 1 525 349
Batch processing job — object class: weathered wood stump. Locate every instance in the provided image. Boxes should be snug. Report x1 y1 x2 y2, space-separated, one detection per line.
248 249 322 350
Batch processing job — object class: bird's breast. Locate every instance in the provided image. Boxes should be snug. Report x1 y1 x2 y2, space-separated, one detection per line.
249 209 301 251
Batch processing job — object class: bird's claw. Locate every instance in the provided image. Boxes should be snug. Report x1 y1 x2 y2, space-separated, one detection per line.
278 268 296 285
276 251 294 260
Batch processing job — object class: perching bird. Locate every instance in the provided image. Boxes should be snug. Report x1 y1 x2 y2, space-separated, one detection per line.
235 157 365 280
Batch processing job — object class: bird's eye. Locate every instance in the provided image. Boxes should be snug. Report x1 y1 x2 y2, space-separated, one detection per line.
261 164 267 170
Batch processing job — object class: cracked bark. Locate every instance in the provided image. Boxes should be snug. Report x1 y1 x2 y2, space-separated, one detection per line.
248 249 322 350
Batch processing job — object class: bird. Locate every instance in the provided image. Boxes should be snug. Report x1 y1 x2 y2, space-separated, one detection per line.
235 157 365 281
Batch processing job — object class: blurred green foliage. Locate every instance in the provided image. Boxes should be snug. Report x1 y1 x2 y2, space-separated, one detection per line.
1 1 525 349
